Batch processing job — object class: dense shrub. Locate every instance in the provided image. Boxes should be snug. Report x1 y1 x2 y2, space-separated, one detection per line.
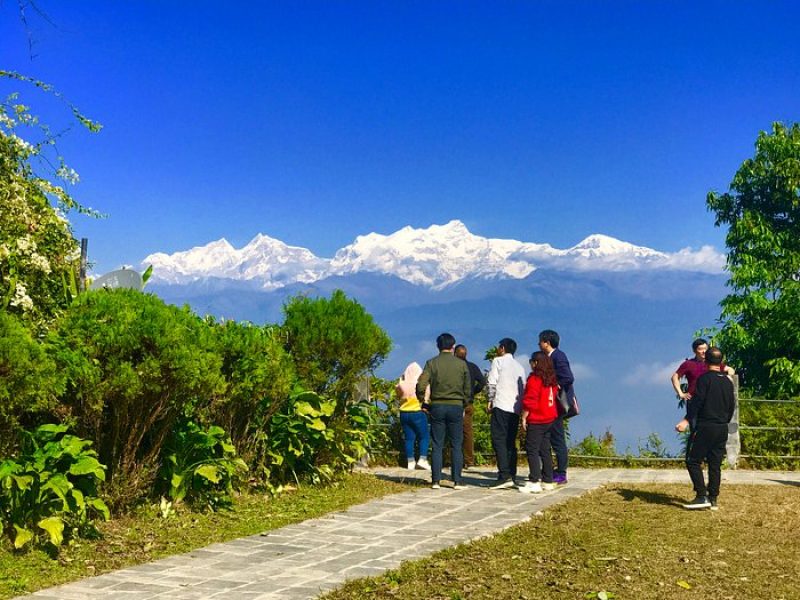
0 312 63 455
740 399 800 469
202 319 295 472
158 419 247 511
49 289 225 506
282 291 392 414
0 424 109 549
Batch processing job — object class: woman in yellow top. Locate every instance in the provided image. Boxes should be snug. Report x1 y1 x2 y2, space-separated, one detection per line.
396 362 431 470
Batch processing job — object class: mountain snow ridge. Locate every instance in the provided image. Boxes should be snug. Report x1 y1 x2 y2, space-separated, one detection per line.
142 220 724 289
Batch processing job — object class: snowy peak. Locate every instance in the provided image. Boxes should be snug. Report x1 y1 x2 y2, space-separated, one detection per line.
143 221 724 289
330 220 535 288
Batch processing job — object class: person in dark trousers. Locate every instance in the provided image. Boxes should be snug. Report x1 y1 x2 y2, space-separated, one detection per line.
455 344 486 470
538 329 574 484
486 338 525 489
417 333 471 489
675 346 736 510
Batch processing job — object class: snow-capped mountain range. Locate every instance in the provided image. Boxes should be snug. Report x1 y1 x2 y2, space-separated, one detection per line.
143 220 725 290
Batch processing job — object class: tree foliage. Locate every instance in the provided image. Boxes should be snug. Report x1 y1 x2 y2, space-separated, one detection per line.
707 122 800 397
49 289 225 506
282 290 392 412
0 72 101 330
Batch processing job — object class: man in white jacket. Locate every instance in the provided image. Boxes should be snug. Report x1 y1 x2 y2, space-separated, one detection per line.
486 338 526 489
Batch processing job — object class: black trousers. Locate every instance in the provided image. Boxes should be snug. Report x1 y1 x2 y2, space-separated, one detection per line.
525 422 554 483
686 423 728 499
491 408 519 481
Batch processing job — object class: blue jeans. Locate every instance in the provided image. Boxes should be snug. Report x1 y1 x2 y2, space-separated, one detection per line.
400 410 430 461
550 415 568 475
430 403 464 484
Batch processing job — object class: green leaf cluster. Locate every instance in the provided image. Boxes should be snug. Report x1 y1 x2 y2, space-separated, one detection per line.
707 122 800 397
0 312 63 455
48 289 226 506
282 290 392 413
0 424 109 549
159 419 248 510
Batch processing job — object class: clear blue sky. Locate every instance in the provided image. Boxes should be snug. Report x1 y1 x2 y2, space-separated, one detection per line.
3 1 799 273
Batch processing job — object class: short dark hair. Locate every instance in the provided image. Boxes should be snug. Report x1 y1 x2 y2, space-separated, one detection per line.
705 346 724 365
538 329 560 348
454 344 467 358
498 337 517 355
692 338 708 351
437 333 456 351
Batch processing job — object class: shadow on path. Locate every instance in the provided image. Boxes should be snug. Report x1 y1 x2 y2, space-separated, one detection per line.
769 479 800 487
615 487 685 507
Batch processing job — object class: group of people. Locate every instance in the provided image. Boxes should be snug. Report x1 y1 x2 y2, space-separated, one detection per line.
395 330 577 492
670 338 737 510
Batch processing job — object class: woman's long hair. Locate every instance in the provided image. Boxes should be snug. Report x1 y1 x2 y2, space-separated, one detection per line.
530 351 558 387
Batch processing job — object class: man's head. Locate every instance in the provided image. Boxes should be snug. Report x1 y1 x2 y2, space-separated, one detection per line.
497 337 517 356
705 346 724 368
538 329 560 352
454 344 467 360
692 338 709 360
436 333 456 351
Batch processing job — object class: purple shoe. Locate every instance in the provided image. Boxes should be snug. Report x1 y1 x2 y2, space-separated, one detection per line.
553 473 568 485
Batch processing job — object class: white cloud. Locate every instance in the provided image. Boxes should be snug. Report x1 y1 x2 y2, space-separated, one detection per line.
571 362 597 380
662 245 726 274
621 361 679 387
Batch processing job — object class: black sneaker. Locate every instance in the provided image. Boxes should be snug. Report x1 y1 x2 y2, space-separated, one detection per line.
709 497 719 511
683 495 711 510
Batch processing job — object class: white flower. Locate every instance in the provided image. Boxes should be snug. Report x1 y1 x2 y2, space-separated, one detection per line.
9 281 34 311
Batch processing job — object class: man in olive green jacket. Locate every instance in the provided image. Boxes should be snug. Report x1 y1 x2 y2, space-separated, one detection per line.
417 332 471 488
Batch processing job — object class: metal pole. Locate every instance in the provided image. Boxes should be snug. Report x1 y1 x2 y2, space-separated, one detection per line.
79 238 88 293
726 374 740 469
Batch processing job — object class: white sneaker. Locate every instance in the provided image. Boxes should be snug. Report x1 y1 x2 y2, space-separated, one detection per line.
518 481 543 494
416 458 431 471
406 459 416 471
431 483 441 489
542 482 556 491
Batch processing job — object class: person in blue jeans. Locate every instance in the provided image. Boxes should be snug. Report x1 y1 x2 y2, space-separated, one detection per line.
417 333 471 488
395 362 431 470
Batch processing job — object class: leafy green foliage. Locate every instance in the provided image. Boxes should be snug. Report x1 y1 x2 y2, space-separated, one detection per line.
707 122 800 397
264 387 336 486
571 430 617 457
201 319 295 474
739 399 800 468
0 73 101 331
0 424 109 549
0 312 63 455
282 290 392 413
49 289 226 507
158 420 247 510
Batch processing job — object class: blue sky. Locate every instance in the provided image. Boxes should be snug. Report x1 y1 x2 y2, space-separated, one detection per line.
3 1 799 273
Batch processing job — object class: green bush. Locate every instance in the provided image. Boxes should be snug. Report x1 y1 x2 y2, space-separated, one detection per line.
49 289 226 507
571 430 618 458
282 291 391 413
264 387 336 486
0 424 109 549
158 419 247 511
0 312 63 455
740 399 800 469
202 319 295 473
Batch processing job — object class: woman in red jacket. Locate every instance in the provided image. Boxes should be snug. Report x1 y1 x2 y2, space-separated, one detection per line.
519 351 559 494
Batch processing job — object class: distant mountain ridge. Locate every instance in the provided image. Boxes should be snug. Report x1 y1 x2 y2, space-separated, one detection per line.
142 220 724 289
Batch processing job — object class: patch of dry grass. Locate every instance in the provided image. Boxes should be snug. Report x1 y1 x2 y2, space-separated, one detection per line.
324 483 800 600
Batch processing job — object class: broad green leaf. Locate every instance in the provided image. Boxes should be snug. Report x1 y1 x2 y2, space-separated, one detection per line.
13 526 34 549
11 474 34 490
38 516 65 546
69 456 106 479
88 497 111 520
308 418 327 431
195 464 220 483
71 487 86 510
295 401 319 417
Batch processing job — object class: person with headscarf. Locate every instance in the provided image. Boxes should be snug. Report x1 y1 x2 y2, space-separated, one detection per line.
396 361 431 470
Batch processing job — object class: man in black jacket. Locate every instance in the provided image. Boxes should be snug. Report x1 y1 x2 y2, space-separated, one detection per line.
676 346 735 510
455 344 486 469
538 330 575 484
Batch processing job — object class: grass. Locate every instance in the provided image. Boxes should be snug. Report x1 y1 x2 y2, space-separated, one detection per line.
0 473 413 599
323 483 800 600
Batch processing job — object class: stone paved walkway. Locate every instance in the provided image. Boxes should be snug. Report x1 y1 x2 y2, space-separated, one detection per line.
18 467 798 600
